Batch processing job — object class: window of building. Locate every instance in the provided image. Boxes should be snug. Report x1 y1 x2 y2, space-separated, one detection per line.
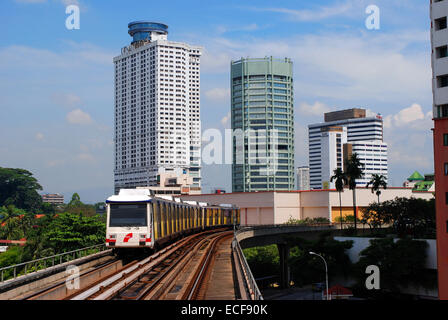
437 75 448 88
438 104 448 118
435 17 448 31
444 133 448 146
445 163 448 175
437 45 448 59
446 192 448 205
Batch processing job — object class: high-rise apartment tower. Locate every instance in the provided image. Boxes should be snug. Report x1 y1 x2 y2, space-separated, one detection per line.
113 22 202 194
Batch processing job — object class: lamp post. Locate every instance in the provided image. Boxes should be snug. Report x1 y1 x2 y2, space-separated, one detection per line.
309 251 329 300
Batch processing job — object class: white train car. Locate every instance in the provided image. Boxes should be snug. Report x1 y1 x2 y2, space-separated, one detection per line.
105 189 240 252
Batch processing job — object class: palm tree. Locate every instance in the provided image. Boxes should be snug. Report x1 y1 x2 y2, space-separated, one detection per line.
0 205 21 240
366 174 388 203
345 153 364 231
330 168 348 230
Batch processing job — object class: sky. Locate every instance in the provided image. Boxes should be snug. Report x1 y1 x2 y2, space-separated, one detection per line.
0 0 434 203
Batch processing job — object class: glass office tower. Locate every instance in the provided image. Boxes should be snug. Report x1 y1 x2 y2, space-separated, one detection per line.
231 57 295 192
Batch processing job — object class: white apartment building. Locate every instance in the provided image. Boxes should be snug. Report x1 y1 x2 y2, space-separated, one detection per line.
296 166 310 190
113 22 202 194
350 140 388 187
319 126 348 189
308 108 387 189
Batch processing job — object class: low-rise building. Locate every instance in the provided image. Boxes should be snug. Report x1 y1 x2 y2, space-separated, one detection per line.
403 171 435 192
179 187 433 225
136 169 201 196
41 193 64 205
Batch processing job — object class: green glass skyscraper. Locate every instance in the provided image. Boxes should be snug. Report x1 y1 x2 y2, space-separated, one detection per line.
231 57 295 192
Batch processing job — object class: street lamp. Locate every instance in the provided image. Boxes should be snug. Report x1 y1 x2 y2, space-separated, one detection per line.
309 251 329 300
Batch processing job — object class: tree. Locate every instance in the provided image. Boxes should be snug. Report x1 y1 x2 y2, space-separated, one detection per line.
330 168 348 230
354 238 434 297
68 193 82 207
42 212 105 253
0 167 43 211
360 201 392 231
345 153 364 231
287 235 353 287
0 205 27 240
366 174 387 203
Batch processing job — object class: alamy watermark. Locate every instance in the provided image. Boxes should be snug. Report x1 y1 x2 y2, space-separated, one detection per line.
66 265 80 290
365 4 380 30
365 265 380 290
201 128 280 175
65 5 80 30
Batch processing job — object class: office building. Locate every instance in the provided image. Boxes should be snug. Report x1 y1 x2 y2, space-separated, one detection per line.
308 108 387 189
296 166 310 190
430 0 448 299
231 57 295 192
113 21 202 194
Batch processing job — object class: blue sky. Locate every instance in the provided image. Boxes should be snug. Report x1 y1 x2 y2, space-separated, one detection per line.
0 0 434 203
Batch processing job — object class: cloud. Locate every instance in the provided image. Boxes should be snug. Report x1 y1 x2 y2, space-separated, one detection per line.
204 88 230 102
35 132 44 141
221 112 231 127
248 1 356 22
298 101 332 116
384 103 431 129
66 108 93 125
197 30 431 105
216 23 260 34
51 93 81 108
76 153 95 163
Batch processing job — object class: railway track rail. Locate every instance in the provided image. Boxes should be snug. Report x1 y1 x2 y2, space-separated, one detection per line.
68 229 230 300
21 257 122 300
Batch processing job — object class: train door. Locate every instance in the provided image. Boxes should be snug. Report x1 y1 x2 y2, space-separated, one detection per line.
152 202 159 240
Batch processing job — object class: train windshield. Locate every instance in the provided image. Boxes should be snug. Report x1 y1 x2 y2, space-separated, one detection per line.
109 203 147 227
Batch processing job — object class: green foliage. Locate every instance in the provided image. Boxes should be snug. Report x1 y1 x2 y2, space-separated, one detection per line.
287 235 353 287
284 217 330 225
42 213 106 253
0 167 43 211
0 205 28 240
63 193 97 217
243 235 353 288
360 197 435 238
0 246 24 278
68 193 82 207
366 174 387 202
0 167 107 276
330 168 347 192
243 245 280 279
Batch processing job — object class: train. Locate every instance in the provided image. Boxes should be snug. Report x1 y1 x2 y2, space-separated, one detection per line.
105 189 240 253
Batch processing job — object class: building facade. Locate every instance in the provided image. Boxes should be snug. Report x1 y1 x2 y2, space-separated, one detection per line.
113 22 202 194
430 0 448 300
179 188 433 225
308 108 387 189
231 57 295 192
41 194 64 205
296 166 310 190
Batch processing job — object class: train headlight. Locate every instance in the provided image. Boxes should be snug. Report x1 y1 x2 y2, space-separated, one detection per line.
140 234 146 239
109 234 116 239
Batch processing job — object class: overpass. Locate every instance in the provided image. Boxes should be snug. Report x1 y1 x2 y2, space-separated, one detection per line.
233 224 338 295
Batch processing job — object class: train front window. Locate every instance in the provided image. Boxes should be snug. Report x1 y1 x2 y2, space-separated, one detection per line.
109 204 147 227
